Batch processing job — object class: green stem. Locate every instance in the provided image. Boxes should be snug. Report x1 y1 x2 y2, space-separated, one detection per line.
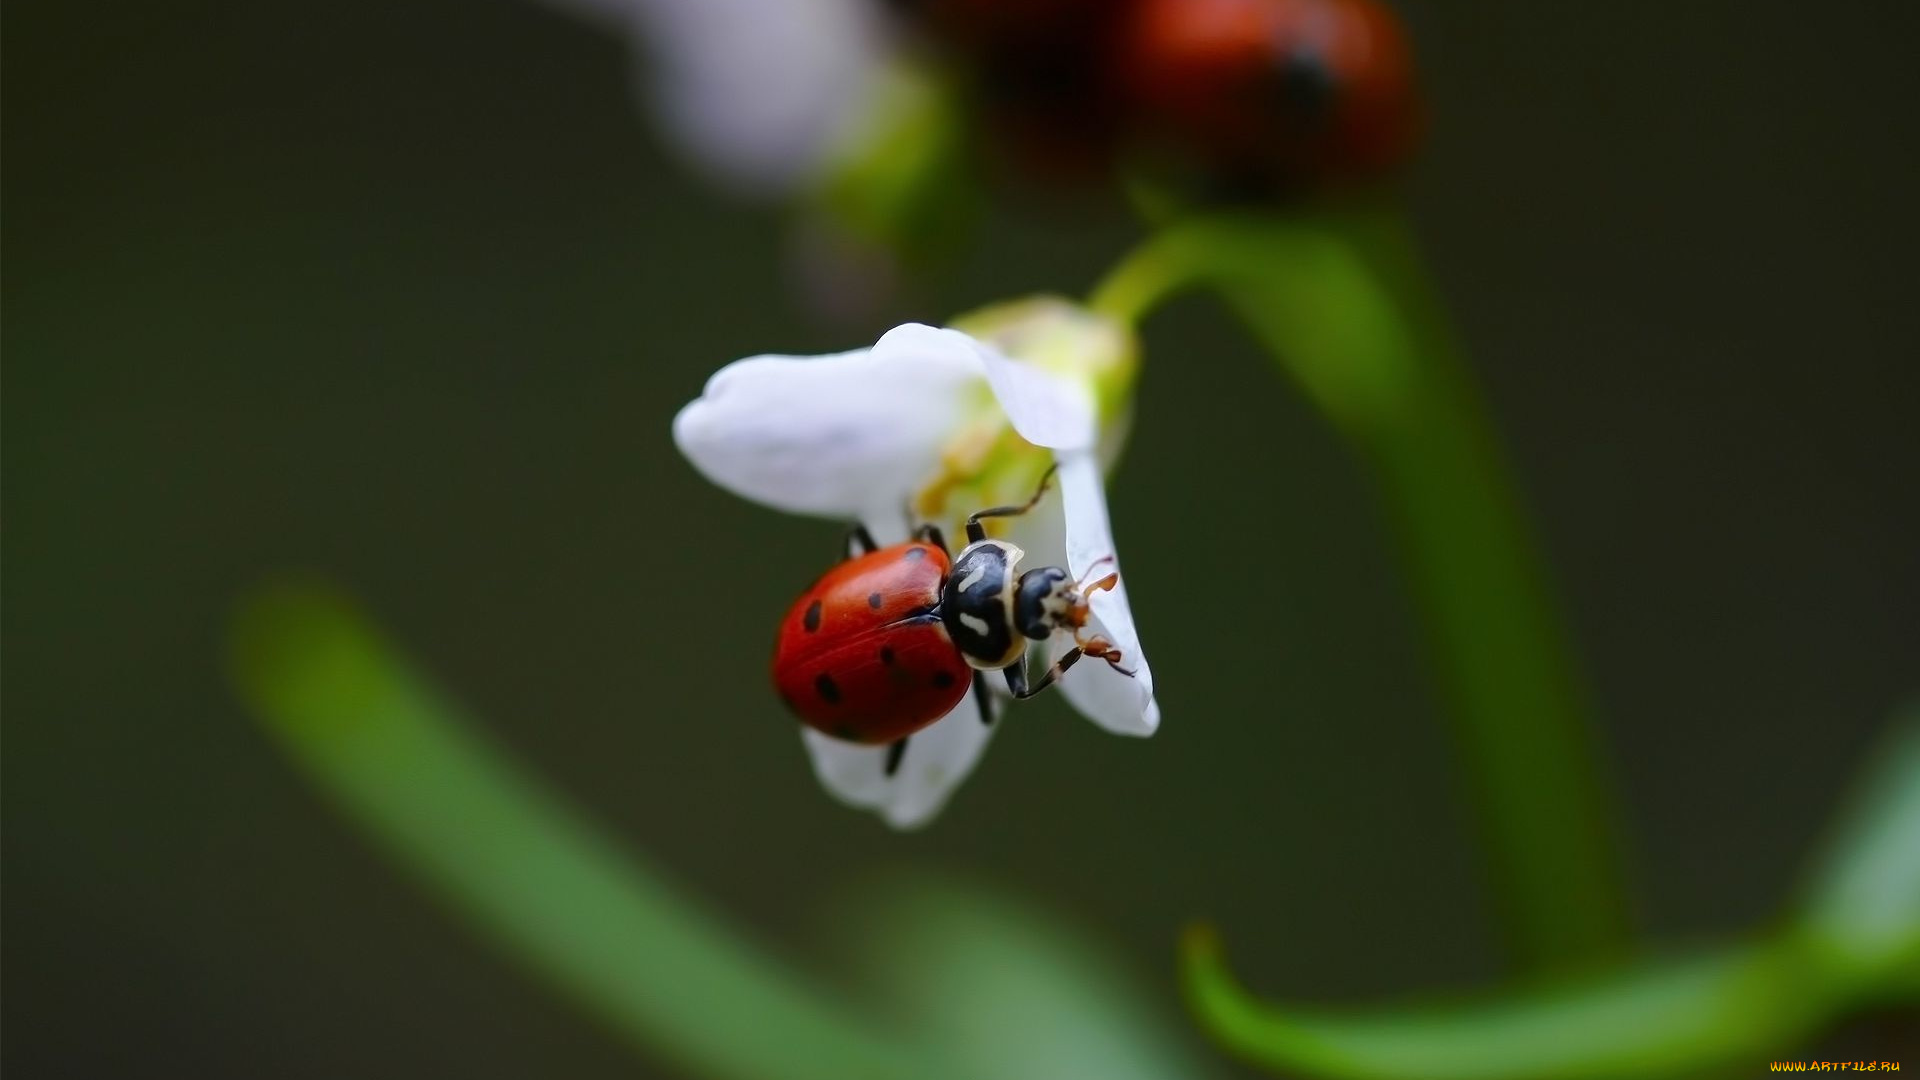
229 583 924 1080
1174 707 1920 1079
1180 924 1841 1080
1097 205 1630 971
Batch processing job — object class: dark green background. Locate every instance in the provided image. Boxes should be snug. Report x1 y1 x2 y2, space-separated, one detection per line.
7 1 1917 1076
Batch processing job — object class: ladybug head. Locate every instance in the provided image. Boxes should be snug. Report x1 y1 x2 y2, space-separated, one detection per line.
1014 565 1084 640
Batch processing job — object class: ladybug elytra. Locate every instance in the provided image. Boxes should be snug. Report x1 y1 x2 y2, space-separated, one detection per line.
1119 0 1422 184
772 465 1132 775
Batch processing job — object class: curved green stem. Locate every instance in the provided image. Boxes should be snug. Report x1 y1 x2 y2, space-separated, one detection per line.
1181 925 1839 1080
1098 205 1630 971
1174 708 1920 1079
1089 240 1198 329
229 583 924 1080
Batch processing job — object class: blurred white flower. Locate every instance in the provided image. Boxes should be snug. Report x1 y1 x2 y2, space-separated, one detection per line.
540 0 889 195
674 305 1157 827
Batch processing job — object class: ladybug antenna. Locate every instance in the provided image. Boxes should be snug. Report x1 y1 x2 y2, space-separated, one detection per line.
1075 556 1119 594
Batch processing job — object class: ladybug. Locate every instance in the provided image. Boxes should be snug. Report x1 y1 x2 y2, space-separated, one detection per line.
1118 0 1421 186
772 465 1132 776
905 0 1135 180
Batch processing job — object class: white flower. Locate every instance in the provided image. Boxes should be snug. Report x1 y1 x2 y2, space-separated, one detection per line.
535 0 889 196
673 304 1158 827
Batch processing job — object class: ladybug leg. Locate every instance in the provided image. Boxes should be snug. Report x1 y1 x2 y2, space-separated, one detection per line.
1065 561 1132 673
1004 646 1083 699
965 462 1061 544
913 522 950 554
972 671 994 726
1076 635 1136 678
884 736 909 778
845 524 878 558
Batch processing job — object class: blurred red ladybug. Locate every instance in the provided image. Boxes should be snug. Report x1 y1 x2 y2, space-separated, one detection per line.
908 0 1135 178
1118 0 1421 184
771 467 1132 775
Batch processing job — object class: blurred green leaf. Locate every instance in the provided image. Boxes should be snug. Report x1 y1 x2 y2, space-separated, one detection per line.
847 872 1233 1080
1177 704 1920 1080
814 63 976 263
1181 927 1837 1080
229 582 922 1080
1797 706 1920 981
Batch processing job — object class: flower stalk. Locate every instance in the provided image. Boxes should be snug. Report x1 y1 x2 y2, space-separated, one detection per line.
1096 205 1630 971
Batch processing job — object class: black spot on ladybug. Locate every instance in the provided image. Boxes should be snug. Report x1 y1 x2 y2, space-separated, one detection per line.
814 673 841 704
879 646 896 666
903 547 927 561
931 670 956 689
803 599 822 632
1276 46 1338 121
868 591 883 609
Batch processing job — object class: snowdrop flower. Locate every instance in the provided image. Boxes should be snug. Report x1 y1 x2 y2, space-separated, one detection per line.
674 298 1157 827
537 0 890 196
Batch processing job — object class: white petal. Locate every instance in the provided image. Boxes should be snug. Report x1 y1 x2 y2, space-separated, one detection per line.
622 0 884 194
1054 451 1158 736
800 689 998 829
673 345 977 521
989 456 1157 733
873 324 1095 452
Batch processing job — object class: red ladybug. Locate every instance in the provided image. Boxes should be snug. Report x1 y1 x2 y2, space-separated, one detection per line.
1119 0 1421 184
772 466 1132 775
908 0 1134 179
